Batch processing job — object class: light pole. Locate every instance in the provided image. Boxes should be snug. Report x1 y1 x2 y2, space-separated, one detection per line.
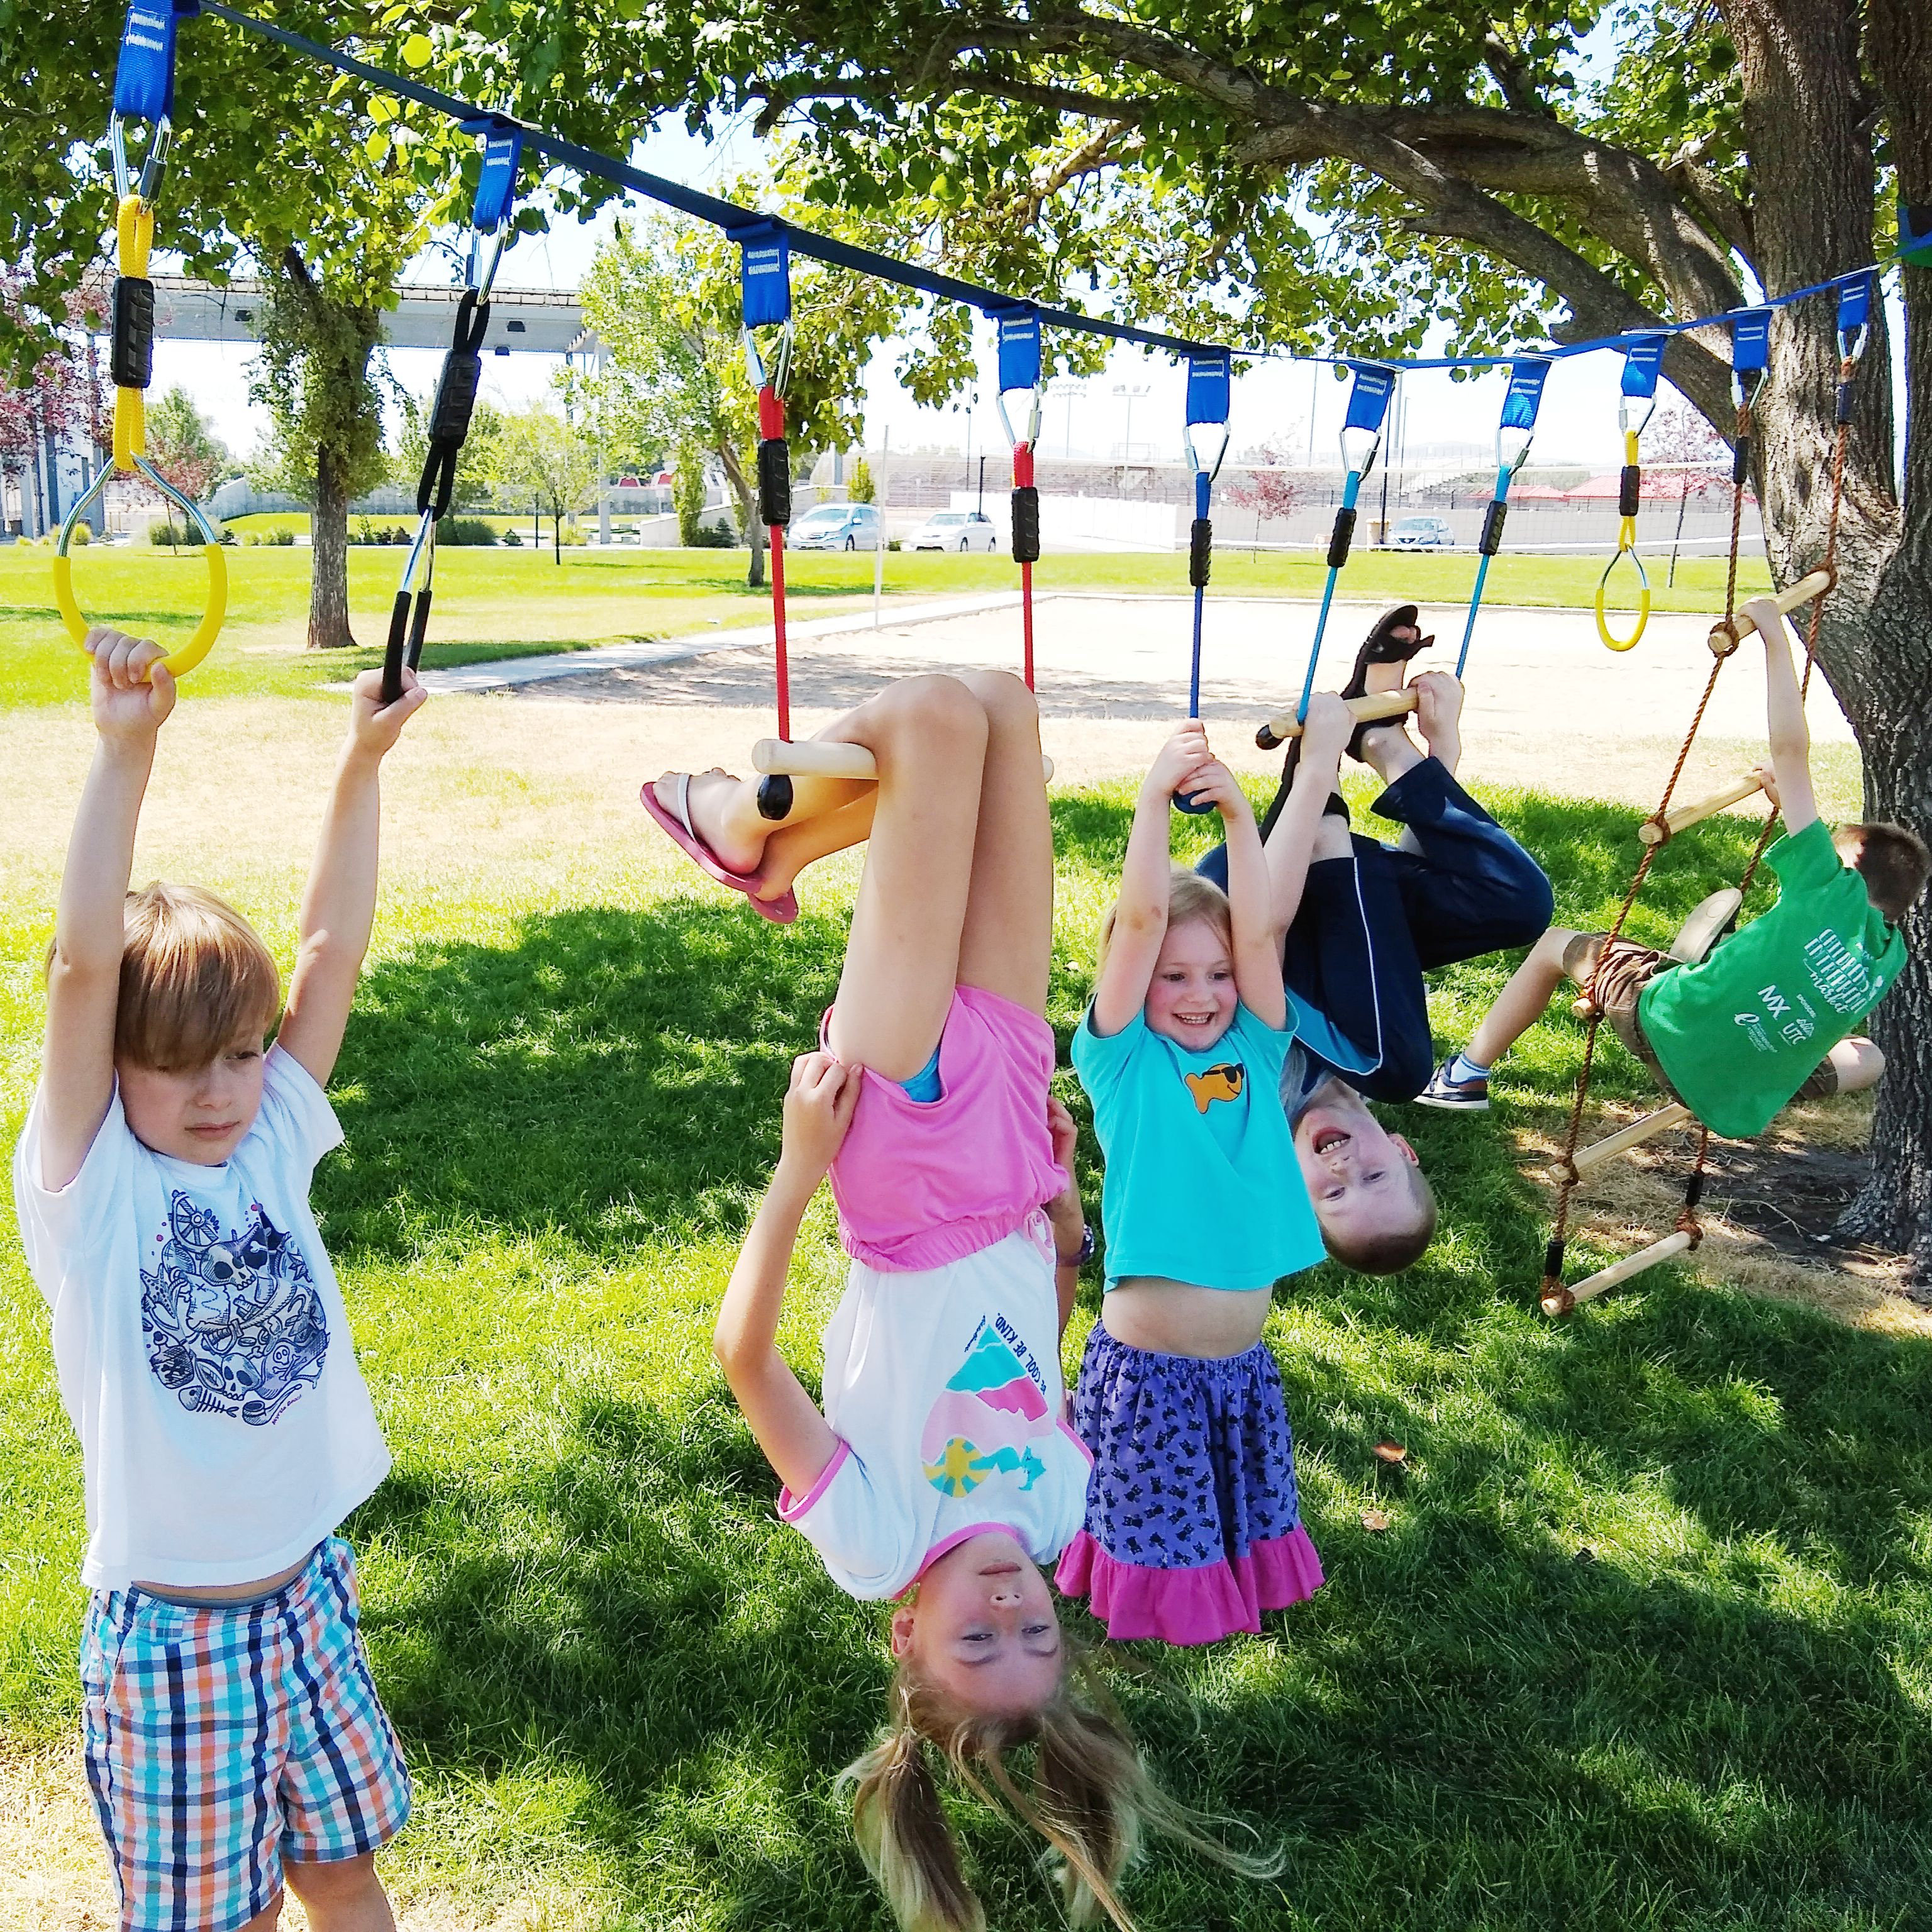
1048 377 1085 458
1113 381 1152 462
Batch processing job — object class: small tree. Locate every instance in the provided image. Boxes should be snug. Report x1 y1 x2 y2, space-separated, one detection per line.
487 398 601 564
674 440 708 545
1226 442 1306 558
142 387 227 550
848 455 876 504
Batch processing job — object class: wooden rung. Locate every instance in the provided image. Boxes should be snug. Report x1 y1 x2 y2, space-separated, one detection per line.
1638 775 1765 846
753 739 1054 784
1706 567 1834 655
1257 688 1417 750
1548 1229 1696 1313
1568 1101 1695 1175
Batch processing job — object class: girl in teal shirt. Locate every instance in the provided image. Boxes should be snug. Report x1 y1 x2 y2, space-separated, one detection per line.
1058 704 1353 1645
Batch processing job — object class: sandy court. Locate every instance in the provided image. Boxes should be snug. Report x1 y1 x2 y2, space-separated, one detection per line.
488 592 1858 815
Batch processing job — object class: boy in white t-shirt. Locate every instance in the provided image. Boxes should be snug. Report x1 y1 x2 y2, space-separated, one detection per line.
11 627 426 1932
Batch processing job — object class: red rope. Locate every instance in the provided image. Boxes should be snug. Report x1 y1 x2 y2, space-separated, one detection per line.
759 383 790 741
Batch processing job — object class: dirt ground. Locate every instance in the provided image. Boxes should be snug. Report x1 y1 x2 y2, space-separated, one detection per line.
0 592 1910 1929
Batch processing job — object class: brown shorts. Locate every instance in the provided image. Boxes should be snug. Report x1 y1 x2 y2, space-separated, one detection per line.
1560 932 1841 1112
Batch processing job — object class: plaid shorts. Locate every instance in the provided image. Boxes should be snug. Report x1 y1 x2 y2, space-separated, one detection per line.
80 1536 409 1932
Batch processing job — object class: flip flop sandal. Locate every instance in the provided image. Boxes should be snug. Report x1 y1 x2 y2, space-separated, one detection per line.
640 772 800 925
1341 605 1433 758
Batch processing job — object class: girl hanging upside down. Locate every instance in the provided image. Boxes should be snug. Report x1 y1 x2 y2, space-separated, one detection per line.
660 674 1275 1931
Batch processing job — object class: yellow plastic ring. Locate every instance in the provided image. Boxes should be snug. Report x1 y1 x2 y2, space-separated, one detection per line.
55 458 228 681
1594 543 1652 652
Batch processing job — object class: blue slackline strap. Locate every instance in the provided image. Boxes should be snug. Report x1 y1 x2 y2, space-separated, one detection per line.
188 1 1905 380
1836 270 1876 355
468 119 522 233
1174 350 1230 814
733 219 791 328
1619 333 1668 399
992 304 1043 394
1186 348 1231 430
114 0 196 123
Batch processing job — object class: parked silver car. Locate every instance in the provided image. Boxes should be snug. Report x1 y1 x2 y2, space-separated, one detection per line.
789 502 884 550
908 509 1000 552
1388 515 1455 548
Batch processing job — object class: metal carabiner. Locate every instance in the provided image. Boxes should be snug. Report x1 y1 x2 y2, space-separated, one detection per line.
743 318 794 398
996 382 1042 453
109 110 172 206
1184 419 1230 485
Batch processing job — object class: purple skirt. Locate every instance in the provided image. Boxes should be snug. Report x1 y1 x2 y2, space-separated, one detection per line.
1055 1325 1323 1646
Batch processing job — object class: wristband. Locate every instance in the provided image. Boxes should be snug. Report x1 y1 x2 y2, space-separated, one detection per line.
1058 1223 1096 1268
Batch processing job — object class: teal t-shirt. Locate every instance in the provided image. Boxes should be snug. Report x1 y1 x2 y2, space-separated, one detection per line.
1070 1003 1326 1291
1638 819 1906 1138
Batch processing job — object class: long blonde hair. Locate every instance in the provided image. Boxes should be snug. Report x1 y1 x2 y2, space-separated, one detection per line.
839 1643 1279 1931
1094 869 1234 984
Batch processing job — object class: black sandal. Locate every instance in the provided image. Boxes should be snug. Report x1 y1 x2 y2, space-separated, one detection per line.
1342 605 1433 758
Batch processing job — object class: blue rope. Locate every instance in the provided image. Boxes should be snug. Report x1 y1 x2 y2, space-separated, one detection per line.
1296 470 1363 721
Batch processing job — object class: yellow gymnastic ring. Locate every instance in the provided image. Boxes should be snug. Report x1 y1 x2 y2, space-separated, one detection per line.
54 542 226 680
1594 542 1652 652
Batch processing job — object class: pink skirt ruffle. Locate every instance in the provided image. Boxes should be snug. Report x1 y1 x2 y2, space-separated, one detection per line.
1055 1523 1324 1646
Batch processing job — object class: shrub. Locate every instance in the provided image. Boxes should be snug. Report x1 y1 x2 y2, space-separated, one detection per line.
268 525 295 547
439 517 497 546
848 456 875 504
148 519 183 545
691 514 738 548
68 522 91 546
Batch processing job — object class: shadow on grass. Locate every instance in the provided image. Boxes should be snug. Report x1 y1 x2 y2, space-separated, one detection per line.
318 787 1932 1928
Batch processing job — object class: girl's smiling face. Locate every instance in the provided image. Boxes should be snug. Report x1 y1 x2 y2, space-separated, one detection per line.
1144 918 1236 1049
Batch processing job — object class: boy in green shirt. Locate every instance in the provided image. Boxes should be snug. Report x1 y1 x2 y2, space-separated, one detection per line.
1420 594 1928 1137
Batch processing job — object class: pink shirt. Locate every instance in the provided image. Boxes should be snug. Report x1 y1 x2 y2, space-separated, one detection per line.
827 985 1068 1272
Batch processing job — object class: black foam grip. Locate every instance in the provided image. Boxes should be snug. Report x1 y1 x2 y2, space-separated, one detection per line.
1618 465 1641 518
758 438 792 528
1326 506 1357 570
430 350 482 445
1543 1238 1567 1280
111 277 155 389
1011 485 1040 563
1189 517 1212 587
405 588 433 672
381 591 411 706
1684 1170 1706 1211
1836 382 1855 426
1732 435 1750 488
1479 500 1507 557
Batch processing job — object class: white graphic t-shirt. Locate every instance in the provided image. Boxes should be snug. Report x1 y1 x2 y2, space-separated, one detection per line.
779 1219 1092 1600
12 1046 390 1591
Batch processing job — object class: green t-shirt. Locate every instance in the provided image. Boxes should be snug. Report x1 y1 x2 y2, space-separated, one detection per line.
1637 819 1906 1137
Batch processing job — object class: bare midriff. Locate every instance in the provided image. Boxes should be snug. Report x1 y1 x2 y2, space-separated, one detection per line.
1101 1278 1272 1358
133 1555 311 1607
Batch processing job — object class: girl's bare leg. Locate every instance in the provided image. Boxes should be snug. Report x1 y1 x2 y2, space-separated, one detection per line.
825 677 990 1079
953 671 1054 1018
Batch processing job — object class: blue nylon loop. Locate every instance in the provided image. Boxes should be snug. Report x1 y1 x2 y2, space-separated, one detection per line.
1836 272 1874 335
1730 308 1771 374
733 222 791 330
114 0 196 123
1342 362 1397 432
469 123 521 233
1501 358 1550 431
992 306 1042 394
1619 335 1668 399
1185 350 1231 426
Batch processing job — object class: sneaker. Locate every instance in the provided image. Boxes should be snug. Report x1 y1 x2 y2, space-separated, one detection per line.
1416 1059 1490 1111
1667 887 1743 964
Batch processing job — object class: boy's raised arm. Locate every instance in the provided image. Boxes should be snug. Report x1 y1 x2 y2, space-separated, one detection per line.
1260 694 1355 935
276 669 428 1087
1744 596 1818 837
38 633 177 1192
1187 760 1287 1030
714 1052 850 1497
1091 722 1213 1037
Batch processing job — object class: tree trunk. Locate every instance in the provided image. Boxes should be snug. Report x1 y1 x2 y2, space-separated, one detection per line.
307 447 355 650
1728 0 1932 1269
552 497 562 565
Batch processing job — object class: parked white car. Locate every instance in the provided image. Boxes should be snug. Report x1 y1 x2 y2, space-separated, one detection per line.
788 502 884 550
1388 515 1455 548
908 509 1000 552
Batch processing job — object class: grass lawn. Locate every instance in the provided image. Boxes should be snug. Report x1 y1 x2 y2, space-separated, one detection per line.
1 542 1772 708
2 672 1927 1927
